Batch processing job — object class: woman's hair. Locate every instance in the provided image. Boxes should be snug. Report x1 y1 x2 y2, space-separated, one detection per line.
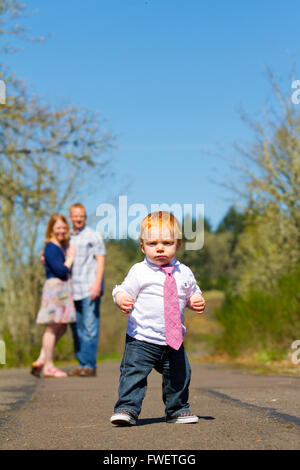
45 213 70 246
139 211 182 243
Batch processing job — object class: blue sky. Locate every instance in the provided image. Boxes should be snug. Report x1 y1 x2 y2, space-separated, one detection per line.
4 0 300 229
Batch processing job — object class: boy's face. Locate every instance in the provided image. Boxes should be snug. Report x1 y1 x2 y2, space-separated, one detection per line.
140 226 181 266
69 207 86 232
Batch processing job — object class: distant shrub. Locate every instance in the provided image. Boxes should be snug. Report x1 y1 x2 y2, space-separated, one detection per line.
213 267 300 359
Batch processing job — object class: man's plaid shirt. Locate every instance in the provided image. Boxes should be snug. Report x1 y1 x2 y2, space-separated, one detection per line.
70 225 106 301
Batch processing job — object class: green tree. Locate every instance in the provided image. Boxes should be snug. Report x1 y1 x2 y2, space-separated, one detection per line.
213 69 300 358
179 214 233 290
216 205 244 236
228 70 300 293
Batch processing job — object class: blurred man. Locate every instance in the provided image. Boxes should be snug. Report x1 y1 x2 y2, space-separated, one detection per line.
68 203 105 377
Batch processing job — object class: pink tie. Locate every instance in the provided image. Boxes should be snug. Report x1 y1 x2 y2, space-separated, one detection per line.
161 265 182 350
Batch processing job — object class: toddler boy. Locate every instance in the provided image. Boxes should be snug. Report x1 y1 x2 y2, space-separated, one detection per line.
110 211 205 425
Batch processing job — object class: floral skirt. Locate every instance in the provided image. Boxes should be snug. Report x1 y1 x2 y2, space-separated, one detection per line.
36 278 76 324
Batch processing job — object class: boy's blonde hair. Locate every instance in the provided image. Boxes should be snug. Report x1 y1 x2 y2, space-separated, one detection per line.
140 211 182 244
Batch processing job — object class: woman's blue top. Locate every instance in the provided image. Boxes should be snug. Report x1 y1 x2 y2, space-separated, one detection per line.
44 242 69 281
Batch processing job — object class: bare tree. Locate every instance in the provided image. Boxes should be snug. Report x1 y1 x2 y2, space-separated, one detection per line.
0 1 116 363
0 72 114 360
0 0 48 54
226 68 300 294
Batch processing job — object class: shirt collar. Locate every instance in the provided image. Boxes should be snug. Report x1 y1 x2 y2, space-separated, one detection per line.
144 257 179 271
71 225 86 236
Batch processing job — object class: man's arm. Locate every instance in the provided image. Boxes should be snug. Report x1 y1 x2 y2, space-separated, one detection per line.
89 254 105 300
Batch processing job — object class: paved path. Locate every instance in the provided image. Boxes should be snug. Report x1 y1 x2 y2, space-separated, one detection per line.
0 361 299 450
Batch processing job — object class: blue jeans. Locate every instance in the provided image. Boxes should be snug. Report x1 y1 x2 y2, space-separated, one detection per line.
114 335 191 419
71 296 101 370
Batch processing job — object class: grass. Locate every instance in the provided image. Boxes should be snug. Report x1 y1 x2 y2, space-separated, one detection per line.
184 290 224 357
185 289 300 377
192 353 300 376
211 269 300 367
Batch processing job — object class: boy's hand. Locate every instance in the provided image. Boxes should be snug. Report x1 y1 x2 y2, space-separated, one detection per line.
115 292 135 314
188 293 205 315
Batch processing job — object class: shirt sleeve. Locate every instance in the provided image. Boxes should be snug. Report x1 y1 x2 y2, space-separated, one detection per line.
112 265 140 303
45 243 69 281
92 231 106 256
186 267 202 297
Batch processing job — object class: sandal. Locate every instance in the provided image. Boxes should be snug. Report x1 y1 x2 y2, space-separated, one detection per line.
31 362 44 378
43 367 67 378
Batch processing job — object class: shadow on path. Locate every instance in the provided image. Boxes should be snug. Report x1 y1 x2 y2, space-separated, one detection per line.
136 415 215 426
199 388 300 427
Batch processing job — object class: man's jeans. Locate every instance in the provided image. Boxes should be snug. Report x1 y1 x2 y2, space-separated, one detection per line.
71 296 101 370
114 335 192 419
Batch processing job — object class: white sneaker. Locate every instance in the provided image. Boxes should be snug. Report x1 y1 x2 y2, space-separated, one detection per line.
166 411 199 424
110 411 136 426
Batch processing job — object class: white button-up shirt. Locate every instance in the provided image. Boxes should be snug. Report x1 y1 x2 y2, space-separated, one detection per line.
112 257 202 346
70 226 106 301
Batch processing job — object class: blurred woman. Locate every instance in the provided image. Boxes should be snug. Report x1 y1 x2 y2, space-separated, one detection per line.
31 214 76 378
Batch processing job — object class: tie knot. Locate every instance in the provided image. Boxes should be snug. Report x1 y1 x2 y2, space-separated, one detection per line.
160 265 175 275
